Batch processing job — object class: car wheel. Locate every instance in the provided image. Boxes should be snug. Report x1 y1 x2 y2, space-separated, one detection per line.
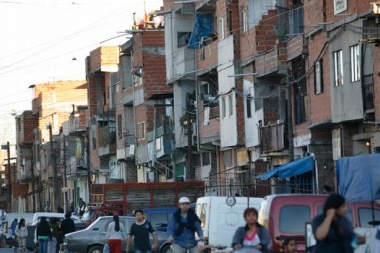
88 245 104 253
161 244 172 253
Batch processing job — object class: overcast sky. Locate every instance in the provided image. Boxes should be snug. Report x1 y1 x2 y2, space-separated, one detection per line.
0 0 162 145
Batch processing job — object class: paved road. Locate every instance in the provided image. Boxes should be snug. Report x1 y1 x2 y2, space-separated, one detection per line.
0 248 33 253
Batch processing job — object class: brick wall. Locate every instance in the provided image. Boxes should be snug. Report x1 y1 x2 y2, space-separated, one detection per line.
307 32 331 127
256 45 286 76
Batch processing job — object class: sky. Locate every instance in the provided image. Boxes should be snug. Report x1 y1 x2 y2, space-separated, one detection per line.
0 0 162 146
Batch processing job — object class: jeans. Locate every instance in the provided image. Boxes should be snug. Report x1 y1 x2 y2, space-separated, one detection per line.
171 244 199 253
38 239 49 253
48 237 57 253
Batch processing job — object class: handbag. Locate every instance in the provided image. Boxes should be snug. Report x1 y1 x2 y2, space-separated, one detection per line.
103 244 110 253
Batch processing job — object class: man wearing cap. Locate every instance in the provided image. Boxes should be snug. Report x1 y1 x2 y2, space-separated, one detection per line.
167 197 204 253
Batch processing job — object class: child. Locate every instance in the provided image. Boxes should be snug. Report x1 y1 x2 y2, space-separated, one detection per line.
15 218 28 252
283 237 297 253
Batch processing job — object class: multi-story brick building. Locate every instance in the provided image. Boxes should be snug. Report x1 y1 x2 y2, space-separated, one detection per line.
16 80 87 212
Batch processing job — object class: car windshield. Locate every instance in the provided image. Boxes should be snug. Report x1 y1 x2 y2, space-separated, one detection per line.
82 208 95 220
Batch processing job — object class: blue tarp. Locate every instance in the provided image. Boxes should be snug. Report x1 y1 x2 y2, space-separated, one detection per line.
337 154 380 202
256 156 314 180
187 14 213 49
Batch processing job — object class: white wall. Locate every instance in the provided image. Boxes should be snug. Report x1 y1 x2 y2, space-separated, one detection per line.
165 12 195 82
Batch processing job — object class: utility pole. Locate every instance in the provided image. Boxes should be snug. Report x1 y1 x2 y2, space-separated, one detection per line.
287 66 294 162
48 124 60 211
63 135 68 212
7 142 11 211
186 93 194 180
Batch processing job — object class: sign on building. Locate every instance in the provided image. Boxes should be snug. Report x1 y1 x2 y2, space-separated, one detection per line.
334 0 347 15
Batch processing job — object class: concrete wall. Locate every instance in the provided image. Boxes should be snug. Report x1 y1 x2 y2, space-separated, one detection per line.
329 20 366 123
165 12 195 83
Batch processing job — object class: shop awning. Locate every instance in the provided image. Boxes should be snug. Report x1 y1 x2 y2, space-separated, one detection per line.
256 156 314 180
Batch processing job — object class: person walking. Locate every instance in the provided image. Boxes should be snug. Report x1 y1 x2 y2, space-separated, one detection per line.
312 193 365 253
106 215 125 253
11 218 18 239
167 197 204 253
48 218 59 253
231 207 271 253
126 209 158 253
36 217 52 253
15 218 28 252
59 212 76 253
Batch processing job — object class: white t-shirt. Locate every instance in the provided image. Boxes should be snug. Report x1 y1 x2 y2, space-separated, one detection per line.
106 221 125 240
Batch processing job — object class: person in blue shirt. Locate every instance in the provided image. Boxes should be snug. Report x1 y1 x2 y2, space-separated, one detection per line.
11 218 18 238
312 193 365 253
167 197 204 253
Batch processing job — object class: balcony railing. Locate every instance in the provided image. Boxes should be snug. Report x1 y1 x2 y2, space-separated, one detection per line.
209 105 220 119
260 123 285 152
99 125 116 146
68 113 87 134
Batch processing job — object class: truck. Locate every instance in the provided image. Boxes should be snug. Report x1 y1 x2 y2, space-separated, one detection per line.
89 181 205 214
194 196 264 252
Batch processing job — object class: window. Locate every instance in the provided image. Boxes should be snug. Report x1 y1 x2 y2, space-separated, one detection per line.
117 114 122 138
227 11 232 36
202 152 210 166
358 207 380 228
224 150 233 167
219 18 225 40
242 8 248 32
197 203 207 228
333 50 343 86
228 94 234 117
279 205 310 234
91 124 97 150
246 96 252 118
350 45 360 82
221 96 226 118
314 59 323 94
136 122 145 139
178 32 191 48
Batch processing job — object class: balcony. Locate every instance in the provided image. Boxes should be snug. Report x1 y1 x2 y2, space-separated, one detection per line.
117 135 136 160
147 125 173 161
67 156 88 180
68 113 87 134
98 124 116 156
88 46 119 74
256 45 287 77
260 123 286 152
32 95 42 115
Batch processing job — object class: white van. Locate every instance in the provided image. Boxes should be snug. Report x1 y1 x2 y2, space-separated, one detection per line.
195 196 263 251
32 212 80 225
4 212 34 238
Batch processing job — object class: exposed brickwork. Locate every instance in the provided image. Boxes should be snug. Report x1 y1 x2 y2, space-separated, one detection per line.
89 46 119 73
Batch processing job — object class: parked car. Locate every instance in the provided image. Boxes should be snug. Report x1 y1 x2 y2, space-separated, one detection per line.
81 206 123 227
258 194 380 253
26 216 85 251
142 207 176 232
64 216 170 253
